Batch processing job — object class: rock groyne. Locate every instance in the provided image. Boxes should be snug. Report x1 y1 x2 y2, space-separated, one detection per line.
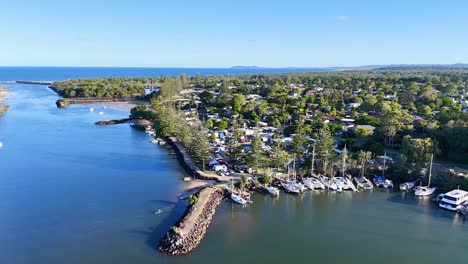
158 187 225 255
0 105 10 118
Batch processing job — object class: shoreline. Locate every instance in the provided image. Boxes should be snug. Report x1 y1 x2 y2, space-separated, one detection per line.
55 97 146 108
0 85 9 118
16 80 53 85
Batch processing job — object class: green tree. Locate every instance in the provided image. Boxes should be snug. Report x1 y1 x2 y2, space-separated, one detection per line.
270 140 291 170
355 127 373 138
189 130 212 171
401 136 439 164
231 94 246 113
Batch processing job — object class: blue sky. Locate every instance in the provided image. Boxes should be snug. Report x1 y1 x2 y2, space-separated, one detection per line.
1 0 467 67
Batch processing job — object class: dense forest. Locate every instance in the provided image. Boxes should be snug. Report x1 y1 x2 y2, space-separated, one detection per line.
51 78 151 98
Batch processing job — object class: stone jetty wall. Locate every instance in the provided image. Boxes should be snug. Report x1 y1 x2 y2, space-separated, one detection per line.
158 187 225 255
168 137 227 182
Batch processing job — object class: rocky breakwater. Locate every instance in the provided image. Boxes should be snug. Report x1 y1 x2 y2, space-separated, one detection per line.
0 105 9 118
158 186 225 255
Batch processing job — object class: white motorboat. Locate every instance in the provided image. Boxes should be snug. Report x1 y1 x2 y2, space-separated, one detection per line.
399 180 416 191
373 176 393 188
415 154 436 196
231 193 247 205
354 176 373 190
383 179 394 189
266 186 280 196
439 189 468 211
150 139 159 144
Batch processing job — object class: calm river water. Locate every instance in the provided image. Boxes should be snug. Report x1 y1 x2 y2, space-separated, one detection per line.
0 68 466 264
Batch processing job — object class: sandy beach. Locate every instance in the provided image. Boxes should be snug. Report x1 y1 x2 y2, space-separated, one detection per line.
0 85 8 103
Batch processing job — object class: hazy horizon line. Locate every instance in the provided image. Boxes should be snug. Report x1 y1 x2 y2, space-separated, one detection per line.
0 63 467 69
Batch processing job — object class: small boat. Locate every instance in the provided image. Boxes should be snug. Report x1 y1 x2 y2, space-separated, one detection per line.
303 148 326 190
89 107 94 112
414 154 436 196
332 178 343 192
433 193 444 204
414 186 436 196
98 111 104 115
319 175 338 191
374 152 393 189
399 181 416 191
302 177 316 190
373 176 393 189
150 139 159 144
281 181 300 194
335 148 357 192
154 209 163 215
311 177 326 190
354 159 373 190
289 180 306 192
266 186 280 196
334 176 357 191
354 176 373 190
282 157 303 194
457 202 468 215
231 193 247 205
159 140 166 145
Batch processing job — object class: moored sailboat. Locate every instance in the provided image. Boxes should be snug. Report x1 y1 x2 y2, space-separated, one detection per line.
302 147 326 190
354 158 373 190
414 154 436 196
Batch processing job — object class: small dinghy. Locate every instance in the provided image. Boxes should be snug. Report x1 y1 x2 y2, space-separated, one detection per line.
154 209 163 215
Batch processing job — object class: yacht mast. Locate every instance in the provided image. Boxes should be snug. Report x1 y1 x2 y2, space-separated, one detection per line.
382 152 386 178
428 154 433 187
310 146 315 177
323 150 329 176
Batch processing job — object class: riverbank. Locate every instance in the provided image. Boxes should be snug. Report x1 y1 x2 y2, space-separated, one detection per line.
158 186 225 255
55 97 146 108
167 136 246 182
0 85 7 102
16 80 53 85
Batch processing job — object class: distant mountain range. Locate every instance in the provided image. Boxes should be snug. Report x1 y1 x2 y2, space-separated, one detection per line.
231 64 468 70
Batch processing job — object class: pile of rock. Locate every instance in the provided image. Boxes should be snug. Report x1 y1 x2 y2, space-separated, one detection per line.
158 189 225 255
